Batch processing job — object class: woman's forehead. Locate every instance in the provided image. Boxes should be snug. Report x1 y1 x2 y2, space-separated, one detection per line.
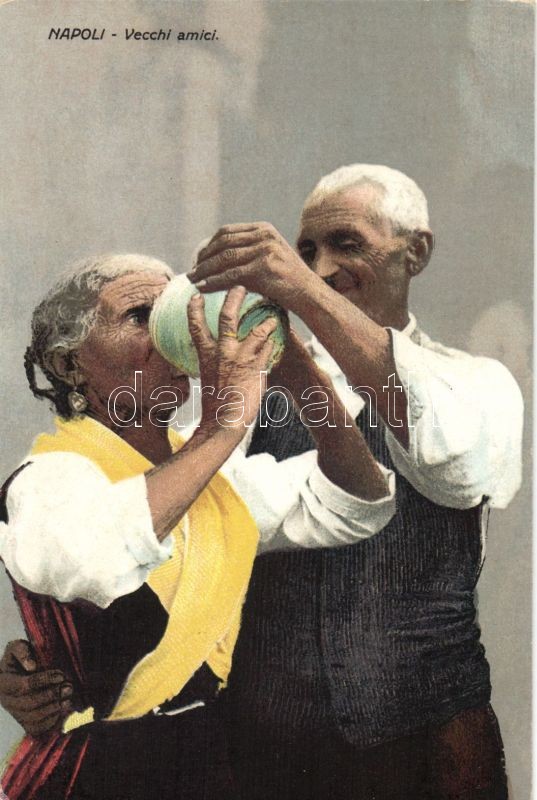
97 271 170 312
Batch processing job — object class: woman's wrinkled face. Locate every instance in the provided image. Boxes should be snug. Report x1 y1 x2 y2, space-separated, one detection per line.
76 271 190 422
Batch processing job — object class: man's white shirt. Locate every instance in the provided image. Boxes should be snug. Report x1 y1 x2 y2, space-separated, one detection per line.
308 313 523 510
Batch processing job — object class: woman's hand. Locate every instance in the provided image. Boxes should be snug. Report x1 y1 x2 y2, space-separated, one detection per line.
187 285 277 433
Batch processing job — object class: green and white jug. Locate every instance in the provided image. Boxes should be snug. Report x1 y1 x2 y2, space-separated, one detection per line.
149 274 289 378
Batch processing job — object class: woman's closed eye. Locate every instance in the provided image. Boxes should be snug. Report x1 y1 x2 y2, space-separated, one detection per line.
125 304 152 325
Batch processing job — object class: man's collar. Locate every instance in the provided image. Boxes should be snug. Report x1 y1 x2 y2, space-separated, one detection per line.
402 312 417 338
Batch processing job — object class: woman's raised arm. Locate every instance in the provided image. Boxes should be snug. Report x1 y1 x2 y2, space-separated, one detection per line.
145 286 276 541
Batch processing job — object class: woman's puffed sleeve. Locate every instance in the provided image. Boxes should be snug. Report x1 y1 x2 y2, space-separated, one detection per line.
0 452 173 608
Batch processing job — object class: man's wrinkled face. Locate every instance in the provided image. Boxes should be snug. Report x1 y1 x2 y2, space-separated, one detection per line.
76 270 190 420
297 185 411 324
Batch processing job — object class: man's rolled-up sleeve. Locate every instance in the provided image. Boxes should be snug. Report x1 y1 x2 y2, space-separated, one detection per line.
219 447 396 553
386 329 524 509
0 452 173 608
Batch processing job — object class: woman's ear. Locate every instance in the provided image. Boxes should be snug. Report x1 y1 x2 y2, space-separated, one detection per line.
44 349 84 388
405 230 434 277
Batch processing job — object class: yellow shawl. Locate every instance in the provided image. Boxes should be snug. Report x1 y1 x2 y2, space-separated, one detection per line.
30 416 259 725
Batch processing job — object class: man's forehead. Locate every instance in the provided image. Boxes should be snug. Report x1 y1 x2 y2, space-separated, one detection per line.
98 271 170 310
299 184 386 237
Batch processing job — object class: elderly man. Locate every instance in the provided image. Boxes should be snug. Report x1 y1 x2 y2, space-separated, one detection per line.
0 166 523 800
188 164 522 800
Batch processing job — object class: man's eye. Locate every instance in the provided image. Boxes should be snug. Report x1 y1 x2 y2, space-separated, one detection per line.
126 306 151 324
339 241 362 254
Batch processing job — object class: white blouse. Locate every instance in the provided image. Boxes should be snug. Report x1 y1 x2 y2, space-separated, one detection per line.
0 443 395 609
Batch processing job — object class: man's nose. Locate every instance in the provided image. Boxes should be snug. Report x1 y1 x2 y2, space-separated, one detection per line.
311 250 338 282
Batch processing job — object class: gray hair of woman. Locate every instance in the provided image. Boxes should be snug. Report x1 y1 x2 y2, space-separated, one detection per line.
24 253 174 419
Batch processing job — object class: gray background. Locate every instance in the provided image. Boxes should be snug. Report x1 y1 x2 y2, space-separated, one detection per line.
0 0 532 796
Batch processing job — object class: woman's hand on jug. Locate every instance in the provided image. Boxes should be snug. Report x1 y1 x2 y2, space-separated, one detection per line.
187 286 276 432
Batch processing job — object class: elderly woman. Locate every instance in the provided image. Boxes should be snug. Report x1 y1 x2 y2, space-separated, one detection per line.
0 254 394 800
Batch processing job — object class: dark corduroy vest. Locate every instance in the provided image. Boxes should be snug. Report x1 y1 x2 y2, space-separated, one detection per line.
226 392 491 748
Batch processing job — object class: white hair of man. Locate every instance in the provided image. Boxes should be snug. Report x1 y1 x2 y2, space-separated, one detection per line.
303 164 430 235
26 253 174 417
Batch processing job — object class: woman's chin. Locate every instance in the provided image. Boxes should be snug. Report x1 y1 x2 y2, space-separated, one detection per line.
171 375 191 396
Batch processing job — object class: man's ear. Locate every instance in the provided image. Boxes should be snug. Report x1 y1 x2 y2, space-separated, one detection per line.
405 230 434 277
44 348 84 388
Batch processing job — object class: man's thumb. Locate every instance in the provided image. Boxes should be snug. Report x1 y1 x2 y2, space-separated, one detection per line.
0 640 37 674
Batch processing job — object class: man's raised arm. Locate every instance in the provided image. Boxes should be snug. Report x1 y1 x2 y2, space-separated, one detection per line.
188 222 410 446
